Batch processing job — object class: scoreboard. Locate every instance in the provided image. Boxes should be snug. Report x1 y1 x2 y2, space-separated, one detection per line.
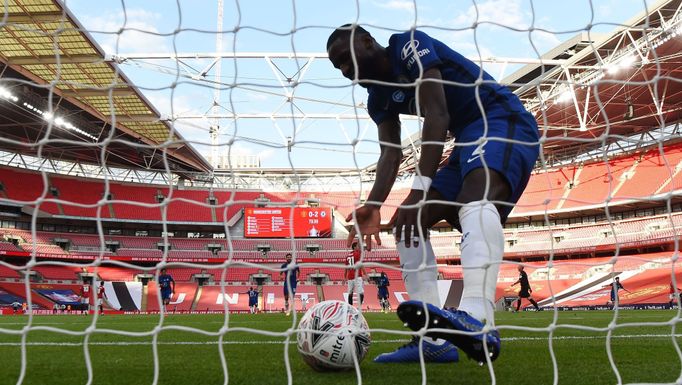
244 207 333 238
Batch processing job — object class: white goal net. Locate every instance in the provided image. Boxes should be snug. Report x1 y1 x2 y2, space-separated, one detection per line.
0 0 681 384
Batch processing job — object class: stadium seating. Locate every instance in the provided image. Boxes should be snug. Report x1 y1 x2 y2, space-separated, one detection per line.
615 148 682 200
89 266 142 281
562 158 632 209
31 265 82 280
0 264 21 278
3 145 682 223
0 241 21 252
49 176 111 218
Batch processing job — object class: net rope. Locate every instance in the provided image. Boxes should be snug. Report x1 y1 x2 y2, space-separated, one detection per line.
0 0 681 384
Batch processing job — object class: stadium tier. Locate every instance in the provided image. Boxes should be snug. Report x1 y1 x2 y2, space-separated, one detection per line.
2 145 682 223
30 265 83 281
2 208 679 265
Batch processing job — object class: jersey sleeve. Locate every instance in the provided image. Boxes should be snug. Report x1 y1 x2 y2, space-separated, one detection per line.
390 30 442 80
367 88 391 125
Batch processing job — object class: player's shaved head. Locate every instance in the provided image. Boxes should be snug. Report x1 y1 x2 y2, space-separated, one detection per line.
326 24 370 51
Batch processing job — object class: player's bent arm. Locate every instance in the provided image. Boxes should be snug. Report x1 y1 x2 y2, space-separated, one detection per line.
366 117 402 204
348 118 402 249
414 67 449 180
390 68 449 244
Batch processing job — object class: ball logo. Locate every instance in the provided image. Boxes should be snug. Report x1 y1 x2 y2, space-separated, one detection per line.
392 90 405 103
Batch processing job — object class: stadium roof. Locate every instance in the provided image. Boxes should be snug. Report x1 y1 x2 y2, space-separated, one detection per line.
504 0 682 165
395 0 682 175
0 0 212 175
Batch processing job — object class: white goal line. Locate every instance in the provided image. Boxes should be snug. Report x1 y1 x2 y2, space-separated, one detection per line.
0 334 679 347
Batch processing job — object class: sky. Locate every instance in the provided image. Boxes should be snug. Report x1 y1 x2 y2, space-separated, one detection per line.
61 0 658 170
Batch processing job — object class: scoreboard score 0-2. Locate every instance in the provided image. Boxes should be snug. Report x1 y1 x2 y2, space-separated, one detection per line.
244 207 333 238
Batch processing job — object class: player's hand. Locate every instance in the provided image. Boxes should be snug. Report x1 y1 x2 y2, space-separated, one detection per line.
390 190 427 248
346 205 382 251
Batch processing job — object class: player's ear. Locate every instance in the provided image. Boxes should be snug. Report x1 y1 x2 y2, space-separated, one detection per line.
361 33 374 50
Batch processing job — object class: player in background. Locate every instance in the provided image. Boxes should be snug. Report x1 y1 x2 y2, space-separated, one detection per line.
377 271 391 312
511 265 540 311
96 280 107 315
80 281 91 314
280 253 300 316
247 287 259 314
158 268 175 312
670 281 681 308
327 24 539 364
606 276 630 308
345 242 368 307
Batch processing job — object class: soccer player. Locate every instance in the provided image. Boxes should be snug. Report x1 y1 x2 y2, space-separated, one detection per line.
280 253 300 315
511 265 540 311
158 268 175 312
345 242 368 307
377 271 391 312
606 276 630 308
327 24 539 363
80 281 91 313
670 281 681 308
96 281 107 315
247 286 259 314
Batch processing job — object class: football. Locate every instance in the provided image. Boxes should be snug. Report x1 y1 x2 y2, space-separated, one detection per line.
297 300 371 371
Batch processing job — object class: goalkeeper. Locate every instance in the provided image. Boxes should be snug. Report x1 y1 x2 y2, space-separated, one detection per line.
327 25 539 364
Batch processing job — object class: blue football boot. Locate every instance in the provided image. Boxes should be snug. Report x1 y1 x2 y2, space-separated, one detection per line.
397 300 501 364
374 336 459 363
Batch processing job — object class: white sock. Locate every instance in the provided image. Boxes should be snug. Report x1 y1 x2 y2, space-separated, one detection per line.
457 201 504 322
396 235 441 307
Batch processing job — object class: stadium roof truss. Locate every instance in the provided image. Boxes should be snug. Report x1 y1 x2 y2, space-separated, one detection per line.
111 0 682 183
505 0 682 166
0 0 212 176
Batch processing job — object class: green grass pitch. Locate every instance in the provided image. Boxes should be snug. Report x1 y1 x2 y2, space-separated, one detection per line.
0 310 680 384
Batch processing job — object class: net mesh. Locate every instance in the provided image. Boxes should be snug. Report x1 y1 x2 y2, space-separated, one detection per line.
0 0 681 384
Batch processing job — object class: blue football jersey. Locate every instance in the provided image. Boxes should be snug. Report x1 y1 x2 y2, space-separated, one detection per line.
367 30 524 135
281 262 300 286
159 274 174 290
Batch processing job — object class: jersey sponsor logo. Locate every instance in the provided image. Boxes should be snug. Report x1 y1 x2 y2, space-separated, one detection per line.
400 39 421 60
392 90 405 103
400 39 431 70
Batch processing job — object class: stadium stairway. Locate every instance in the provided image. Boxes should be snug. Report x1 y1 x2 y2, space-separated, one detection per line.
141 284 148 311
190 286 203 312
316 285 324 302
